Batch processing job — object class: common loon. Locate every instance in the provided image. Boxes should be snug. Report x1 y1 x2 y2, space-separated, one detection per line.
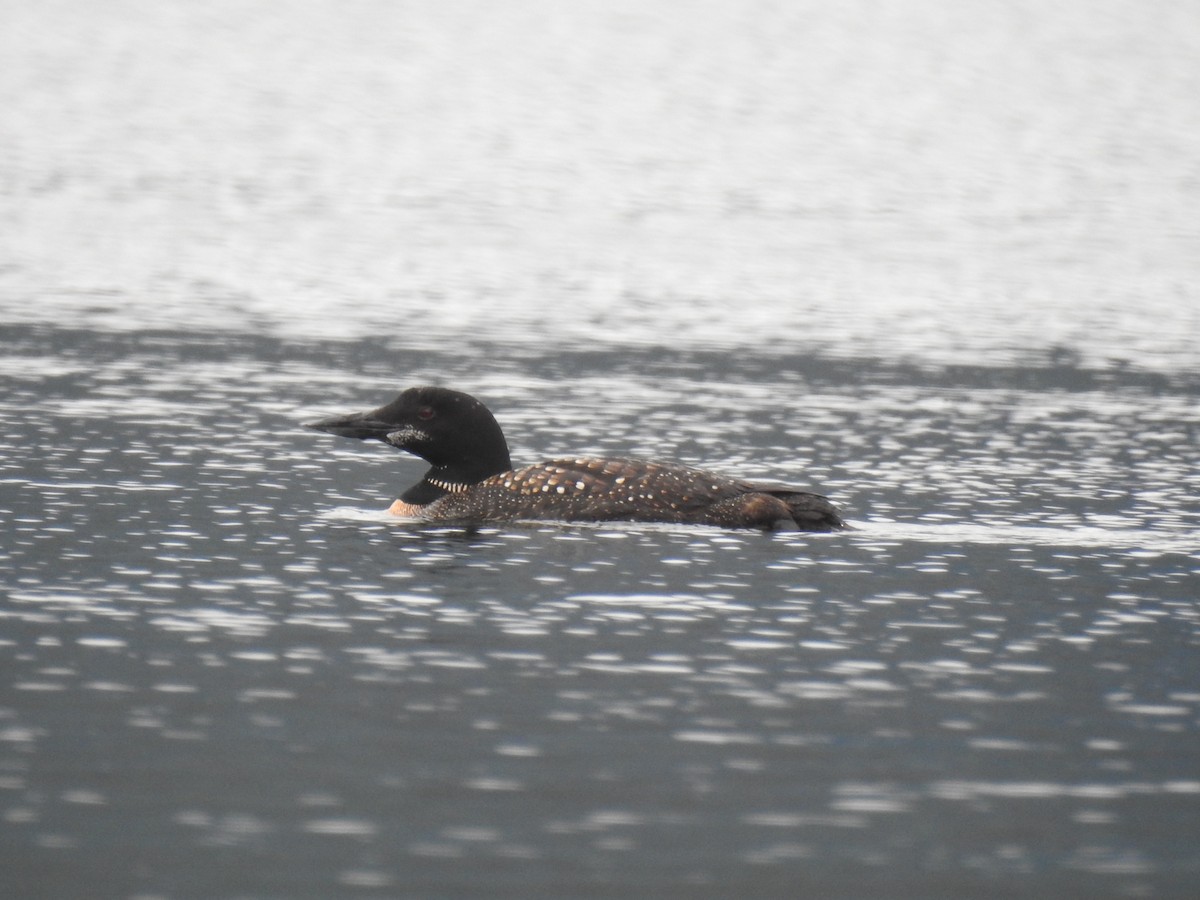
306 386 846 531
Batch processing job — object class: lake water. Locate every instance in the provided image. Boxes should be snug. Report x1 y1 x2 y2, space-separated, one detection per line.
2 1 1198 897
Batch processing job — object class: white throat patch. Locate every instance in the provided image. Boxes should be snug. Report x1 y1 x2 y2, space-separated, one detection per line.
386 426 430 446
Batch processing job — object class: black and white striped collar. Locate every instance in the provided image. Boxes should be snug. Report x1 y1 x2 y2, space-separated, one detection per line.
426 476 470 494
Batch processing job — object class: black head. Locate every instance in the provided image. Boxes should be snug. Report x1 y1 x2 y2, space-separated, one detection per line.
306 386 512 485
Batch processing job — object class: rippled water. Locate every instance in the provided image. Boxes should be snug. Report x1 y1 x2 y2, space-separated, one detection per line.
3 0 1200 897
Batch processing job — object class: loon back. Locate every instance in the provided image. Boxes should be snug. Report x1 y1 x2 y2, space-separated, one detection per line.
306 386 846 531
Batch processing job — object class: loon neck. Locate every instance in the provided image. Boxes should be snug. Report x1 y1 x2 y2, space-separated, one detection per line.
399 462 503 505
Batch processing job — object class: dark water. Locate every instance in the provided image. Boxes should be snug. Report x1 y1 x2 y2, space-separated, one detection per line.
4 0 1200 897
3 326 1197 898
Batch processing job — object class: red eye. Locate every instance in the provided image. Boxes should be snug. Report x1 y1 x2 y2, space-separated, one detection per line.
416 406 435 421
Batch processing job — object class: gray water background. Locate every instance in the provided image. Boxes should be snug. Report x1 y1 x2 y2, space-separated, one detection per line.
2 1 1199 897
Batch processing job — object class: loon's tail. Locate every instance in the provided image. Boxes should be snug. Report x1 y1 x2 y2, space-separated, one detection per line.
762 489 847 532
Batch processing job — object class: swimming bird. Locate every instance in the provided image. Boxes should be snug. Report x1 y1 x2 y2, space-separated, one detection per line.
306 386 845 531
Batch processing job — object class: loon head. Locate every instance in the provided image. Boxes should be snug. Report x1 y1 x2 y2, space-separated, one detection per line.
306 386 513 485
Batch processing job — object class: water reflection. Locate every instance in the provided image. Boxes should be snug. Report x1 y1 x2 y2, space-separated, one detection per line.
3 0 1199 887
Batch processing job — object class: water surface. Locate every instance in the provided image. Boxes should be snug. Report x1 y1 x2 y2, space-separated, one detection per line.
2 1 1199 897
